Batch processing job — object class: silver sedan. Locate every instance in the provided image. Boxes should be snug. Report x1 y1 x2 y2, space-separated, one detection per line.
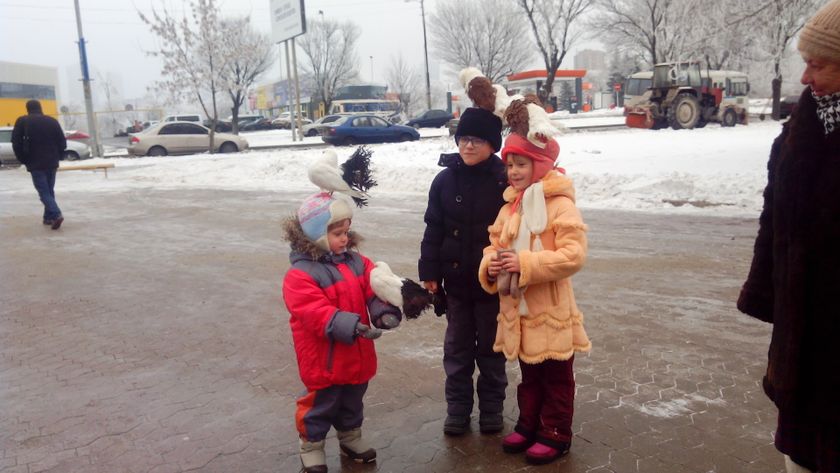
127 121 249 157
0 126 91 166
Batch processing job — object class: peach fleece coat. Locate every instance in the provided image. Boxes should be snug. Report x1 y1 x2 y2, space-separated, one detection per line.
479 171 591 364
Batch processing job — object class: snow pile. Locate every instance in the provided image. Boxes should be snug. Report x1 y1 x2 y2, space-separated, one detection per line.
0 121 783 217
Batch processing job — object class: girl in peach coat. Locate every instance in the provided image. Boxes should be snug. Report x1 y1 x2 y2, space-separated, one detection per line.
479 98 590 465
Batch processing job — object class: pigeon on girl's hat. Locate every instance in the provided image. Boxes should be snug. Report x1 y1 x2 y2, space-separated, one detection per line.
307 147 376 207
370 261 434 319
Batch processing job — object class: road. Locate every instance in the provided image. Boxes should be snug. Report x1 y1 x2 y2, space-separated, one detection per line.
0 185 783 472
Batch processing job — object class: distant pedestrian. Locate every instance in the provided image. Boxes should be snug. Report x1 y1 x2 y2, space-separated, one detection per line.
479 95 590 465
11 99 66 229
282 161 402 472
737 1 840 472
418 70 509 437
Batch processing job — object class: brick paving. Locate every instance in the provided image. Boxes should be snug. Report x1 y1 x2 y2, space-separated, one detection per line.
0 184 782 472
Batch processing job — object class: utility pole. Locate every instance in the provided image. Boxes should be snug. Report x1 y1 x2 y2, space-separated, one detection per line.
420 0 432 110
73 0 101 157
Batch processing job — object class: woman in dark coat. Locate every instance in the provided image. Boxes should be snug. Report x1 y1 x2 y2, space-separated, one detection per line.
738 2 840 472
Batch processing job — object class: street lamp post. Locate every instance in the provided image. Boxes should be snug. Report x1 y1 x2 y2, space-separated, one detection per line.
406 0 432 110
370 56 374 83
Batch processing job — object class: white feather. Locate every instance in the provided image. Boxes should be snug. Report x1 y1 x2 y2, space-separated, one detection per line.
458 67 484 91
370 261 404 307
307 149 365 198
525 103 561 148
493 85 521 123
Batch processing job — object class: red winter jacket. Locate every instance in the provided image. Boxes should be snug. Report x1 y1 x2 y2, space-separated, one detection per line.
283 246 378 391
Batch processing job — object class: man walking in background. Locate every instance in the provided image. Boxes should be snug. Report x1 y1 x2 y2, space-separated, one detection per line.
12 99 66 229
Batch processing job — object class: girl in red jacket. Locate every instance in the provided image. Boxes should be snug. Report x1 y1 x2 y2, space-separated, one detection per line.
282 192 401 473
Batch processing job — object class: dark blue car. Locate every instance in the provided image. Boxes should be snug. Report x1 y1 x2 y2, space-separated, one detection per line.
321 114 420 146
405 109 454 128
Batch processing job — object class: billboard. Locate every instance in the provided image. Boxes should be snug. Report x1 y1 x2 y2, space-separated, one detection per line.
270 0 306 43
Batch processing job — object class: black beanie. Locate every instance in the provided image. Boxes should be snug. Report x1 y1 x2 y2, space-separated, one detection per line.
454 107 503 152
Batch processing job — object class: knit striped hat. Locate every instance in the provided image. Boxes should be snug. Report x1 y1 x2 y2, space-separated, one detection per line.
798 0 840 63
297 192 353 252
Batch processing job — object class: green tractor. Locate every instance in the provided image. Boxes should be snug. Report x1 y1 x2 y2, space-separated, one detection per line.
625 61 749 130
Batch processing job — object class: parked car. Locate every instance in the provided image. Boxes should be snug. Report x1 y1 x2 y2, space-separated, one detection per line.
405 109 454 128
127 122 248 157
203 119 233 133
162 114 202 123
240 118 276 132
271 112 312 129
321 114 420 146
0 126 91 166
301 114 348 137
779 95 799 119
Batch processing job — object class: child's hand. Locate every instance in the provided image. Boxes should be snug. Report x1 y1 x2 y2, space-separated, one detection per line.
500 251 521 273
423 281 439 293
487 256 503 279
355 322 383 340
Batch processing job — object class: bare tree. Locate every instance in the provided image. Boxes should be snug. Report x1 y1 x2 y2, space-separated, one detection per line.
429 0 534 83
297 19 361 113
386 54 423 118
754 0 820 119
95 70 121 136
592 0 701 68
138 0 229 152
219 18 273 134
517 0 594 105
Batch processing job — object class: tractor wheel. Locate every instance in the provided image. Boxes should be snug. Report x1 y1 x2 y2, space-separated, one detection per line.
668 94 701 130
722 109 738 127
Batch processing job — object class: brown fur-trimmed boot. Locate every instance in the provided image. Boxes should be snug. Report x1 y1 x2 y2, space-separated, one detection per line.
337 428 376 463
299 439 327 473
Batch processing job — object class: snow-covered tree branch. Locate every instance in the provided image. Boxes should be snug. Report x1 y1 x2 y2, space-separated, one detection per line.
429 0 534 83
517 0 594 106
386 54 423 119
297 19 360 112
219 18 273 134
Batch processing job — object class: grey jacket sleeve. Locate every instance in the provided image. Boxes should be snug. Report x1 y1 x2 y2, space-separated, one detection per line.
326 310 360 345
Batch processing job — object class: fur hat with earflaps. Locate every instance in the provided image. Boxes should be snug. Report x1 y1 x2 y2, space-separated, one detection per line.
285 146 377 253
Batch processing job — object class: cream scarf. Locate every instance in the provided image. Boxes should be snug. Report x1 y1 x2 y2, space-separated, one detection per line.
512 182 547 314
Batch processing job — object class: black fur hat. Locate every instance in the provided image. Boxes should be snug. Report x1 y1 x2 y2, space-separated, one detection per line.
454 107 503 152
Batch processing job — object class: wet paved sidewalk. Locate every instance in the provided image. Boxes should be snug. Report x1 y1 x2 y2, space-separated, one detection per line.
1 186 781 472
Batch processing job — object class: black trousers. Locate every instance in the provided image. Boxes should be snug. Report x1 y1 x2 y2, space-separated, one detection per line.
443 294 507 417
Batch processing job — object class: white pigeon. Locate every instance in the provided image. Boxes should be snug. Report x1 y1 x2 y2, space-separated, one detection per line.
370 261 404 307
307 149 365 198
370 261 434 319
526 103 562 148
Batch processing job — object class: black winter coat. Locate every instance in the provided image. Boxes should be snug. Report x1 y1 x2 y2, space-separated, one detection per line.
419 152 508 300
11 112 66 172
737 88 840 424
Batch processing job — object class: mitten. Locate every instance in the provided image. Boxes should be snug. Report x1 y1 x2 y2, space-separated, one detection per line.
497 248 516 297
355 322 382 340
368 296 403 329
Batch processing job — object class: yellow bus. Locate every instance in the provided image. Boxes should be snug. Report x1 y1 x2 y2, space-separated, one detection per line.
0 62 59 126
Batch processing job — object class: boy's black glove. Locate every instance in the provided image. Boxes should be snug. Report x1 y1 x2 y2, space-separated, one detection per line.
433 285 447 317
355 322 382 340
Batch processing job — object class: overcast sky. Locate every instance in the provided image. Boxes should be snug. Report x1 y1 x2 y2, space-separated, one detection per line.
0 0 477 101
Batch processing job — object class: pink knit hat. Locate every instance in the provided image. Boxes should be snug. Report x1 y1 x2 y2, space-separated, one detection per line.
500 133 560 183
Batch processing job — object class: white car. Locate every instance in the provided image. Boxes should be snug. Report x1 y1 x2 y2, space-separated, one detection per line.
0 126 91 166
127 121 249 156
271 112 312 129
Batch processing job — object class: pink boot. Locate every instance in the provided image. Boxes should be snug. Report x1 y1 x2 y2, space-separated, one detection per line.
524 441 570 465
502 431 533 454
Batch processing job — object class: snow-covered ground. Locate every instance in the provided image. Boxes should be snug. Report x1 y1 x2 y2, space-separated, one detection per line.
1 120 783 217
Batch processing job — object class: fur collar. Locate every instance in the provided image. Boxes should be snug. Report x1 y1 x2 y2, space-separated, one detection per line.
503 170 576 203
282 216 362 261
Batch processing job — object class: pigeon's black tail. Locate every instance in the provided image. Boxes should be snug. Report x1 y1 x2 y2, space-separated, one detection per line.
401 278 433 319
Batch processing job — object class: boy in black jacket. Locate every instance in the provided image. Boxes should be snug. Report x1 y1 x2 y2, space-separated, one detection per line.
419 106 509 435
